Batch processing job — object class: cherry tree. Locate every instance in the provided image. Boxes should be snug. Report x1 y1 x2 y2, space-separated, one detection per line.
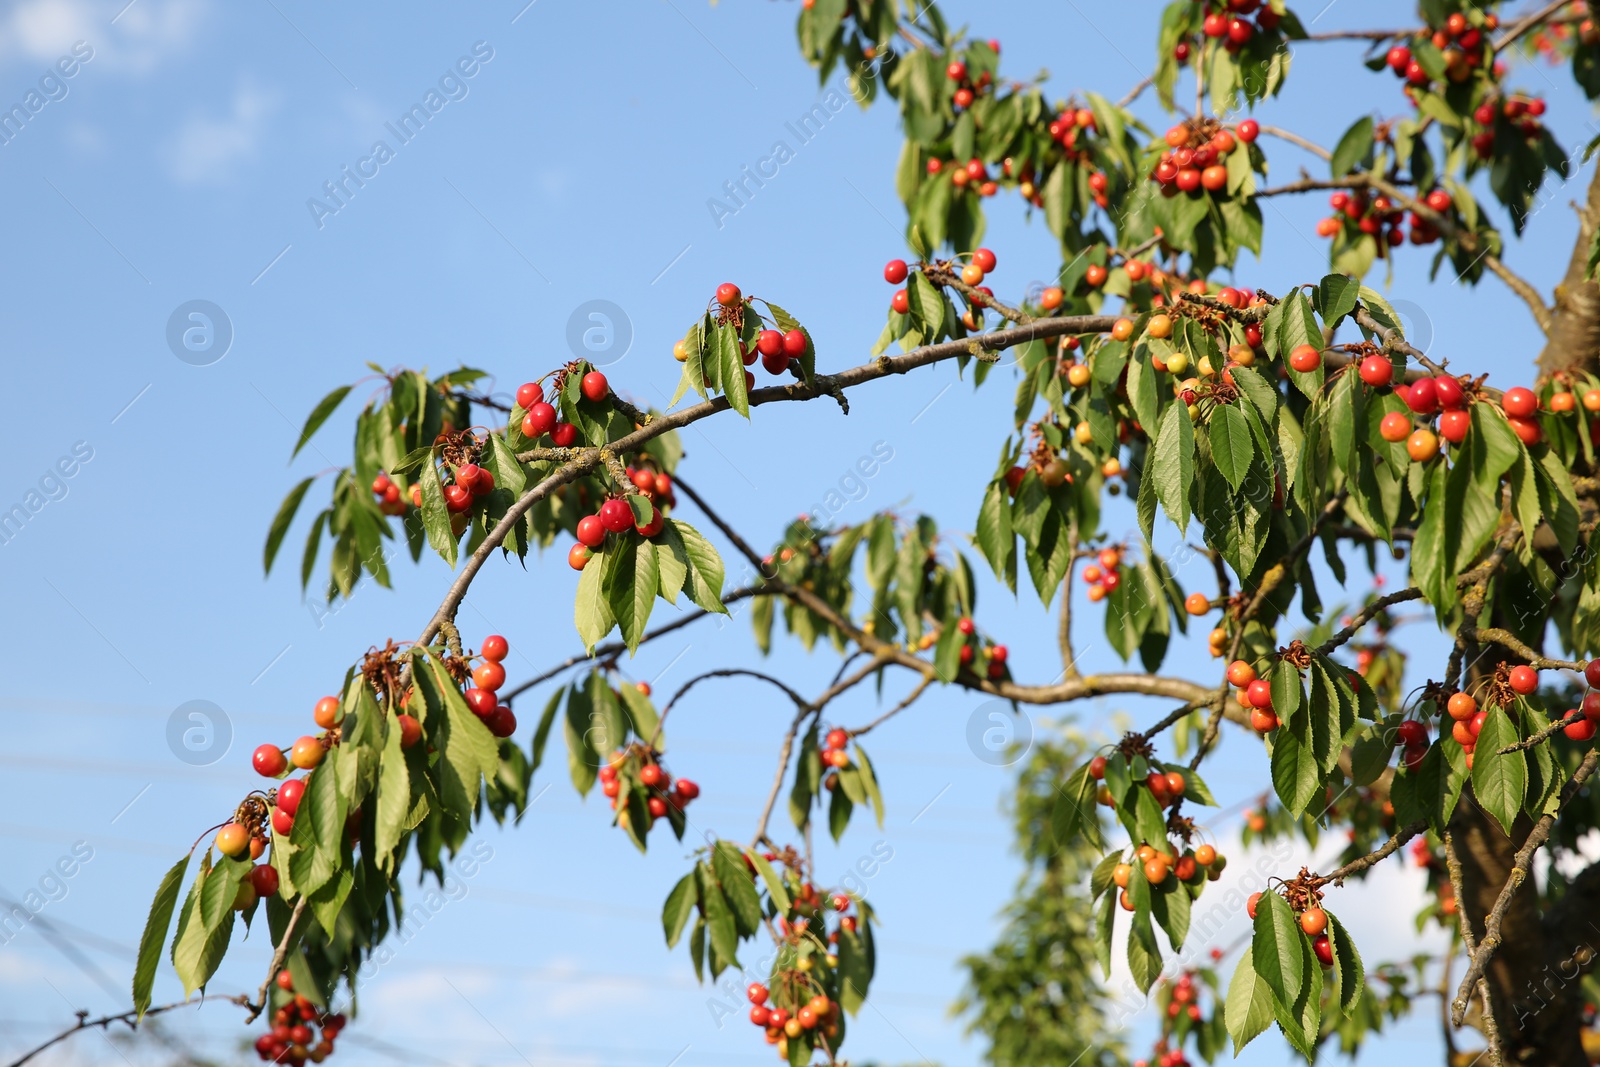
10 2 1600 1066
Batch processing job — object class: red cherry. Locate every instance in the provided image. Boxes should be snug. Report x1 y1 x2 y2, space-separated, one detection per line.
972 248 997 273
647 796 668 818
271 808 294 836
254 744 288 778
581 371 609 402
1088 755 1107 779
1247 892 1262 918
250 864 280 899
1433 375 1465 409
465 687 497 717
1502 387 1538 418
1387 45 1411 71
1402 377 1438 414
576 514 606 548
891 289 910 314
1246 679 1272 710
1585 660 1600 689
1397 720 1427 747
551 422 578 448
640 764 665 787
676 778 700 800
481 634 509 662
472 661 506 692
1175 167 1202 192
715 283 742 307
1358 355 1393 387
1567 717 1599 741
522 401 557 438
826 728 848 750
568 543 592 570
1509 416 1543 446
1288 345 1321 373
634 504 663 538
290 736 324 770
1508 665 1539 694
277 777 306 817
781 329 806 357
761 350 790 376
515 383 541 410
957 616 976 635
1439 409 1470 444
1312 934 1334 967
990 644 1008 663
884 260 908 284
1237 119 1259 142
600 499 634 533
755 330 783 357
486 706 517 738
397 713 422 749
443 485 472 513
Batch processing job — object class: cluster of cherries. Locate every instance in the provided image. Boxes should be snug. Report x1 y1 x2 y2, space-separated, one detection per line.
1109 837 1227 912
1135 959 1227 1067
599 736 700 825
944 48 997 112
569 492 665 571
1553 659 1600 742
1080 545 1124 604
1149 117 1258 197
1528 15 1599 58
1467 93 1552 157
674 283 803 385
820 726 852 770
1228 659 1281 734
746 979 840 1057
253 971 345 1064
1382 11 1495 92
369 472 409 517
212 798 280 909
517 373 606 447
1314 187 1456 250
462 633 519 738
1360 356 1546 457
1246 892 1334 967
1196 0 1283 50
953 615 1010 681
887 249 1000 333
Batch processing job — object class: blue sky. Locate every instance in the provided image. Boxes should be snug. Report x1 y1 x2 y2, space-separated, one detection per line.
0 2 1595 1066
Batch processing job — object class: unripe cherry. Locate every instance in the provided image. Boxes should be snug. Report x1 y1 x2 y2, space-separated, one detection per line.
313 696 340 729
290 736 324 770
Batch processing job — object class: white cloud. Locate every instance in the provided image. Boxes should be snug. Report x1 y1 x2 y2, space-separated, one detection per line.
165 81 277 185
0 0 208 74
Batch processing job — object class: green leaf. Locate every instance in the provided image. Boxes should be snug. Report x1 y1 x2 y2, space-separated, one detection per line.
906 270 945 336
564 682 599 795
975 479 1014 583
698 864 740 971
264 477 315 575
1328 911 1365 1016
603 537 659 653
1330 116 1374 178
133 853 190 1017
199 854 247 932
1318 274 1360 327
1152 400 1195 534
1207 404 1254 491
575 545 615 652
287 765 343 896
716 323 750 418
1051 765 1102 851
1226 946 1275 1055
854 744 886 828
372 698 411 867
712 842 762 936
653 520 688 605
293 384 352 458
745 848 792 914
1252 892 1304 1014
1270 728 1320 817
662 872 698 949
425 651 500 821
1471 707 1528 836
671 520 728 614
417 449 458 568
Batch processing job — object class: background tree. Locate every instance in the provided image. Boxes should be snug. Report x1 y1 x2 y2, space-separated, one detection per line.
10 1 1600 1066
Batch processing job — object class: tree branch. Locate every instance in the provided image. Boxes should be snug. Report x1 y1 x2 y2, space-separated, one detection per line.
1445 830 1506 1065
1313 820 1427 887
1315 587 1426 655
248 896 308 1022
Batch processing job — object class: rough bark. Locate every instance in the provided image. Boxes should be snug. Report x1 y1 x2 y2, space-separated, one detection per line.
1536 162 1600 377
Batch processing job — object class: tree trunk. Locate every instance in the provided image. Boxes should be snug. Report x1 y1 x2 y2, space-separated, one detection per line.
1536 162 1600 377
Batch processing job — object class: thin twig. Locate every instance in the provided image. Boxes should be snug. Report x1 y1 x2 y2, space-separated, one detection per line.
1315 587 1426 655
247 897 308 1022
1444 831 1505 1065
849 675 934 738
4 996 251 1067
1313 820 1427 886
1452 749 1600 1025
